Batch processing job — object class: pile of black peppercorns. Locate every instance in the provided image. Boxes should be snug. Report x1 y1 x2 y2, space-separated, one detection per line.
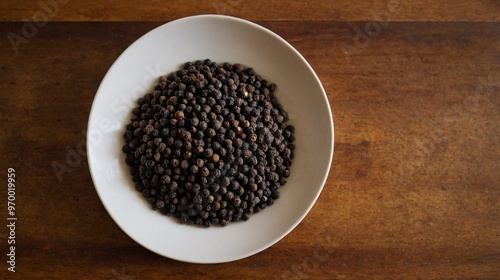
122 59 295 227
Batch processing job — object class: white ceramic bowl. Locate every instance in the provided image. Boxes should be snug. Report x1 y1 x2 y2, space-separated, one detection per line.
87 14 334 263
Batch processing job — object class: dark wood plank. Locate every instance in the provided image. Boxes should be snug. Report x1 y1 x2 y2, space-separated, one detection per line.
0 0 499 22
0 21 499 279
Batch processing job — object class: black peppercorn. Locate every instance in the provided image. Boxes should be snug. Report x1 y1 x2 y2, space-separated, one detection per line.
123 60 295 227
200 167 209 177
204 148 214 157
190 165 199 174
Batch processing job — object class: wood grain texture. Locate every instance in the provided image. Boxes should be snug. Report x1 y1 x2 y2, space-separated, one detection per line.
0 0 499 22
0 19 499 280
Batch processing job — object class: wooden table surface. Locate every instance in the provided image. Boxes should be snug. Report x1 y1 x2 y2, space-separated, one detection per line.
1 0 499 279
